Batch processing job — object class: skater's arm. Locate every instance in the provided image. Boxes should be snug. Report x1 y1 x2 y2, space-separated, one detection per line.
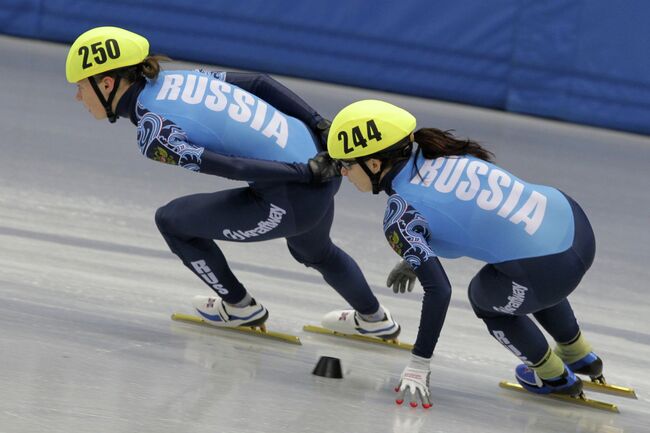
410 258 452 359
137 112 313 183
383 195 452 359
199 148 313 183
224 72 327 135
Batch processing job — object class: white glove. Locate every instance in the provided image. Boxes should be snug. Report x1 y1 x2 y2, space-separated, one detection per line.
386 260 417 294
395 354 432 409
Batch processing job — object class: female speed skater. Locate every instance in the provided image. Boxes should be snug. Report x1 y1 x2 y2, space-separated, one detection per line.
324 99 603 408
65 27 400 339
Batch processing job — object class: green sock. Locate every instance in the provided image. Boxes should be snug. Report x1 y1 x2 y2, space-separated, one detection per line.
554 332 592 364
532 348 566 380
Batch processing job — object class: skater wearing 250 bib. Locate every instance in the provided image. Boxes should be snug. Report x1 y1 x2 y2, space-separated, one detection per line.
325 100 603 408
66 28 400 341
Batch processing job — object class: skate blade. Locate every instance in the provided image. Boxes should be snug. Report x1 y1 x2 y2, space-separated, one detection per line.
171 313 302 345
582 380 637 399
498 381 619 413
302 325 413 350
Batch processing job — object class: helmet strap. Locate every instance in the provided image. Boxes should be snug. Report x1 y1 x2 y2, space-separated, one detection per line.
356 140 414 194
89 76 122 123
357 158 383 195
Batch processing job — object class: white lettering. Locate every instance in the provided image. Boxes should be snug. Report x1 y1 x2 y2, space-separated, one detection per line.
181 75 208 104
190 259 229 295
493 282 528 314
223 204 287 240
410 158 444 186
497 180 525 218
229 88 255 123
200 271 219 285
434 158 468 193
509 191 547 235
477 169 511 211
156 74 184 100
456 160 487 201
157 73 291 149
250 100 268 131
205 80 230 111
409 157 548 236
492 330 529 363
262 112 288 148
191 259 210 274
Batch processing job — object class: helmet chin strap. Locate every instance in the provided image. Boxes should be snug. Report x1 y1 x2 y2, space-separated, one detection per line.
89 76 122 123
356 141 414 194
357 158 383 195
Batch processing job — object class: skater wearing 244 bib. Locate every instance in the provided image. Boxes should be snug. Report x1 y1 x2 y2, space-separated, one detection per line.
326 100 604 408
66 27 399 338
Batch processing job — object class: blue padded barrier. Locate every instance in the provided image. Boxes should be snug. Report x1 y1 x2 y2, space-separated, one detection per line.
1 0 649 134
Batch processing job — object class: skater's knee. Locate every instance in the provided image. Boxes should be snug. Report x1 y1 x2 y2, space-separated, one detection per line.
468 281 501 320
287 241 333 267
154 204 174 233
155 199 191 235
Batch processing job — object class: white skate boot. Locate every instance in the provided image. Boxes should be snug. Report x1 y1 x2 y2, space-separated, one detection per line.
321 305 400 340
192 296 268 328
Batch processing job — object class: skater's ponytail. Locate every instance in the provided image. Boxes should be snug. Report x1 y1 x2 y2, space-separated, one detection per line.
414 128 494 162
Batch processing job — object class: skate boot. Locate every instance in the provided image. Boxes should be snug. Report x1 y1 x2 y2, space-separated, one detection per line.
566 352 604 382
193 296 268 328
515 364 583 397
321 305 401 340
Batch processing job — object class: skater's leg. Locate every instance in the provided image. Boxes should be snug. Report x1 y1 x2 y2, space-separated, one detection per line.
468 263 580 385
276 179 398 338
533 193 599 369
468 261 584 395
155 187 296 305
286 202 380 315
468 272 580 395
468 265 552 367
533 299 580 344
534 301 598 373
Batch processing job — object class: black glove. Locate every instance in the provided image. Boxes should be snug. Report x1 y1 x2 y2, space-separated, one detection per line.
313 118 332 149
386 260 417 294
308 151 341 183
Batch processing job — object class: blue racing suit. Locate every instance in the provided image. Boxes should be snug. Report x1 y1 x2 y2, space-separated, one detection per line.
115 70 380 315
381 150 595 362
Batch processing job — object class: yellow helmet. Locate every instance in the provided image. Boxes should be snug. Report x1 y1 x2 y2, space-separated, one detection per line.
66 26 149 83
327 100 416 160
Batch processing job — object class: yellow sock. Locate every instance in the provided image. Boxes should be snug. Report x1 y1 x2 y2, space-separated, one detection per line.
532 348 565 380
554 332 592 364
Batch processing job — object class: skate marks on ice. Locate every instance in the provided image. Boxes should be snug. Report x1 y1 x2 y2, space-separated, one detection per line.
0 224 325 288
2 35 650 433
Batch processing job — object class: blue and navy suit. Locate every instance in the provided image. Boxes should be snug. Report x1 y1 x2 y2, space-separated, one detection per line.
115 70 379 314
381 150 595 363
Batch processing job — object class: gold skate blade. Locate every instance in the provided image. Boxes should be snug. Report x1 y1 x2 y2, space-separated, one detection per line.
582 380 637 399
498 381 619 413
302 325 413 350
171 313 302 345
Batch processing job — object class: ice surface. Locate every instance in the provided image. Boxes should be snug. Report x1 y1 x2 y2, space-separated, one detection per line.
1 35 649 433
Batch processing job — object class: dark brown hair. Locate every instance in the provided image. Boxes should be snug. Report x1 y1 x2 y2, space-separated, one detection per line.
414 128 494 162
97 55 171 82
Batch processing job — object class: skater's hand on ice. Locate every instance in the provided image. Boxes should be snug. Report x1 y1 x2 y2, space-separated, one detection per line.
395 355 432 409
386 260 417 294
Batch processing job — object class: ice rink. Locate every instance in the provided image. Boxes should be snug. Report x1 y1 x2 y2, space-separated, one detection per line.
1 35 649 433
